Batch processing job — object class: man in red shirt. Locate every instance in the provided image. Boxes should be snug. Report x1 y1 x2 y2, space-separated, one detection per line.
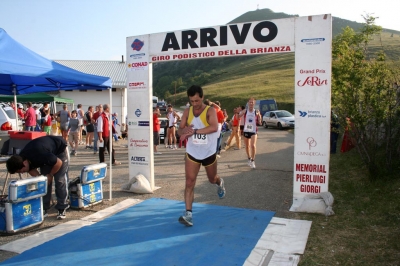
153 106 162 155
206 100 225 157
24 102 36 131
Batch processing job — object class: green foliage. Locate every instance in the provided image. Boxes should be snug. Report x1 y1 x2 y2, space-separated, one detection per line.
332 15 400 177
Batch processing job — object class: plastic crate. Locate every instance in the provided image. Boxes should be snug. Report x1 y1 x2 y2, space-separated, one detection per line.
8 131 46 140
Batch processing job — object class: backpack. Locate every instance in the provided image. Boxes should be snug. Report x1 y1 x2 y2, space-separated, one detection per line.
83 111 90 125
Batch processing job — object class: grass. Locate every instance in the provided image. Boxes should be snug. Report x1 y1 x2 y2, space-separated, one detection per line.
297 142 400 265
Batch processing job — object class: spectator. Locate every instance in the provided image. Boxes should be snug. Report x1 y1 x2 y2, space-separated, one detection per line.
97 104 121 165
166 104 180 150
55 104 71 142
92 104 102 154
84 106 94 149
17 103 25 119
68 110 79 156
330 110 340 154
40 102 50 131
43 109 52 135
76 104 85 145
153 106 162 155
24 102 36 131
224 107 240 150
34 105 41 131
112 112 120 142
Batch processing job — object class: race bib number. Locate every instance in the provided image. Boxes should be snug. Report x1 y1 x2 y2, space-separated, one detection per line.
245 124 254 132
192 134 208 145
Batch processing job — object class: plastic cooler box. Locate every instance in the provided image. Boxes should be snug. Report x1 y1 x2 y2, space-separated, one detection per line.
0 176 47 233
8 131 47 155
69 163 107 209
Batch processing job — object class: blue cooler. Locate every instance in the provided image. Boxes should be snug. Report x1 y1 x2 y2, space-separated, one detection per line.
0 176 47 233
69 163 107 209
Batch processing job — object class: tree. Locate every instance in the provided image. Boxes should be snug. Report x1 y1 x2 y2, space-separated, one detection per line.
332 15 400 178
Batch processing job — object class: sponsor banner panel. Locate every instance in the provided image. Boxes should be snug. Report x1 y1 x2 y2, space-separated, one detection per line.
293 14 331 201
126 34 153 189
148 18 295 62
128 149 151 183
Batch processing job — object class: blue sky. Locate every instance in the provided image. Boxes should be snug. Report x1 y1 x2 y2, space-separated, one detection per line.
1 0 398 61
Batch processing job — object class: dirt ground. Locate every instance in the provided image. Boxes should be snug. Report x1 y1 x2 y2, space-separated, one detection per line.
0 129 297 262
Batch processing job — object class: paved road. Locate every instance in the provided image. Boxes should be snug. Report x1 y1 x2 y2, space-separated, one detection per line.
0 127 296 262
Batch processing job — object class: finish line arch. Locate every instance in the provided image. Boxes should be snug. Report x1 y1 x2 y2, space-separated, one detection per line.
125 14 332 209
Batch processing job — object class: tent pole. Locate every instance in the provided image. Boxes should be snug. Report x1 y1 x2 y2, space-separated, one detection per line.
12 85 19 131
109 87 113 200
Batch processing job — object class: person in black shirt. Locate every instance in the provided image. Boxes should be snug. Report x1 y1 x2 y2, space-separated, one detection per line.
6 136 70 220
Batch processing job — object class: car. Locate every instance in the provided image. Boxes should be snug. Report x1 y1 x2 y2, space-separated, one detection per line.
0 103 24 152
159 117 180 144
262 110 295 130
157 101 167 112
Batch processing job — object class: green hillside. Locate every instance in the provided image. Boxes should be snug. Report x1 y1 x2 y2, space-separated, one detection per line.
153 8 400 116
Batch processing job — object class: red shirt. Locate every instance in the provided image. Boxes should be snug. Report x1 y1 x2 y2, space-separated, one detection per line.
92 111 100 123
216 109 225 124
100 112 111 137
24 107 36 126
153 113 160 132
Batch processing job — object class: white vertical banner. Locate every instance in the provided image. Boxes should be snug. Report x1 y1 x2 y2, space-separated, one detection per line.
126 35 154 190
290 15 332 211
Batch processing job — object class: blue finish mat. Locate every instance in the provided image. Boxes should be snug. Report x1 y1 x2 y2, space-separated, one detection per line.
1 198 275 266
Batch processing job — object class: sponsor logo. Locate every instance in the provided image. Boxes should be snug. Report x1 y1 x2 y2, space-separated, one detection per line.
297 76 328 87
296 151 326 157
298 110 307 117
128 81 146 90
135 109 142 117
128 121 138 126
138 121 149 126
129 138 149 148
161 21 278 51
130 156 149 166
301 38 325 45
130 52 146 59
306 137 317 150
297 110 326 118
127 62 148 69
131 39 144 51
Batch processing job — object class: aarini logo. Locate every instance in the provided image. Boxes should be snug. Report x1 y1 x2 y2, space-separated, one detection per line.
135 109 142 117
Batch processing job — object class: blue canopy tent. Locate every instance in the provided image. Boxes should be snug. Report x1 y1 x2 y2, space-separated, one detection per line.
0 28 118 199
0 28 112 128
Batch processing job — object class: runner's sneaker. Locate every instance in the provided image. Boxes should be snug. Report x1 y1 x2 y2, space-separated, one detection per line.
173 146 178 150
178 211 193 226
251 160 256 169
217 178 226 199
248 159 252 167
57 209 66 220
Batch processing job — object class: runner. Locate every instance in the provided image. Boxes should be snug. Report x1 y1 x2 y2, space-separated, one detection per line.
166 104 180 150
177 85 226 227
239 97 262 169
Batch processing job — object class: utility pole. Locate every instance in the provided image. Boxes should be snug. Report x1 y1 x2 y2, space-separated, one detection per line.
174 81 176 105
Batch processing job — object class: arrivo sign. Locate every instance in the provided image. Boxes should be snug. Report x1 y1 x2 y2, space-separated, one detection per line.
161 21 278 51
149 18 295 62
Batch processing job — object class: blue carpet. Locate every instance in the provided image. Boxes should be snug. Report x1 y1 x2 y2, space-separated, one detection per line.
1 198 275 266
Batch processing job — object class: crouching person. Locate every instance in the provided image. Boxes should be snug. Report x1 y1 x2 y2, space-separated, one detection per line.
6 136 70 220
